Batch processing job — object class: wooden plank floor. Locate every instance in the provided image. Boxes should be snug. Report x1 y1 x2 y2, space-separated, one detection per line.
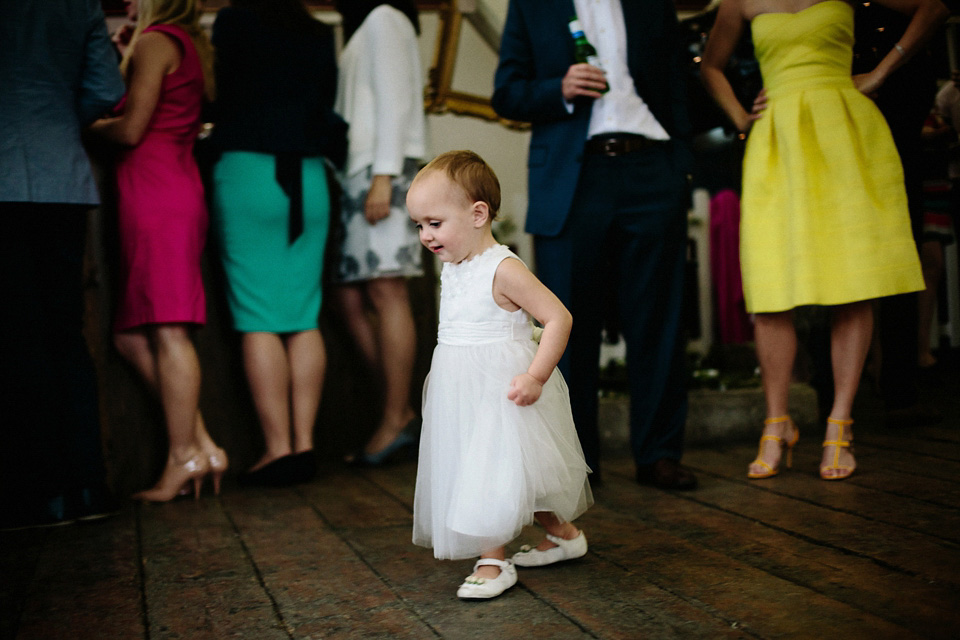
3 366 959 639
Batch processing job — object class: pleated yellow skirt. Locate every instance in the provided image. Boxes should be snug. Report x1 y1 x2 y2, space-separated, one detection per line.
740 1 923 313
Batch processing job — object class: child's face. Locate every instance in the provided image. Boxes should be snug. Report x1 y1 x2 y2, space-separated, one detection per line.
407 171 486 264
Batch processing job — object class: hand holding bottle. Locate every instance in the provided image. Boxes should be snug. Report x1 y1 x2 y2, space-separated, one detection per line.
562 63 607 101
564 17 608 100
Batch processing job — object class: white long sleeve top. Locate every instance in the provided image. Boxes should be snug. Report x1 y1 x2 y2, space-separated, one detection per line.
335 5 426 178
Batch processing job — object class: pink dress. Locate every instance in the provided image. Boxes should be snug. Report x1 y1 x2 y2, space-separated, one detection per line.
114 24 207 331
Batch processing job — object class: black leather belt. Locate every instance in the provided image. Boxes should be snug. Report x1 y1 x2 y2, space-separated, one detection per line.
584 134 664 156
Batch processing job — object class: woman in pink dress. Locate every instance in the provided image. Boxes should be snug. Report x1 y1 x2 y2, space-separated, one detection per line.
91 0 226 501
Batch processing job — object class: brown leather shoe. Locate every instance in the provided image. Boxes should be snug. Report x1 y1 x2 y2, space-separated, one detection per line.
636 459 698 490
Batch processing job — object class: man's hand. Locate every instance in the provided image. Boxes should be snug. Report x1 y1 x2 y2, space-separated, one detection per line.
562 63 607 101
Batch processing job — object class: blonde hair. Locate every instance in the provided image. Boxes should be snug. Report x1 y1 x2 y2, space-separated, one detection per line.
419 150 501 220
121 0 215 100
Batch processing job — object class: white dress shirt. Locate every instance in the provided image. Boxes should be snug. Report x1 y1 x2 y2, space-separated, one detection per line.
572 0 670 140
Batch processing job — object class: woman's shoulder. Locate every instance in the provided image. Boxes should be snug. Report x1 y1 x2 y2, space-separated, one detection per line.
143 23 188 39
135 27 185 62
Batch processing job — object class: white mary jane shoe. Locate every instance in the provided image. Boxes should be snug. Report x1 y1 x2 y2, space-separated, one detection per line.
512 531 588 567
456 558 518 600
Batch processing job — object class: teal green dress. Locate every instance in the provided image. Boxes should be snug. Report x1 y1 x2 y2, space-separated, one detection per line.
209 6 340 332
212 151 330 332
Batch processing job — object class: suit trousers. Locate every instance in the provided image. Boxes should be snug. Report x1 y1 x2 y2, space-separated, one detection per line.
0 203 109 507
534 145 690 472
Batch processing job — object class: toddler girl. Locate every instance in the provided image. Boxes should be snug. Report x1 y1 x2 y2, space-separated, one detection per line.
408 150 594 600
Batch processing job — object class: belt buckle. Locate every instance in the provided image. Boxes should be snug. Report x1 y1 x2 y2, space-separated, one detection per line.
600 138 621 156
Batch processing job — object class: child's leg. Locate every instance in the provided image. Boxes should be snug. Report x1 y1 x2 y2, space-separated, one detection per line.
532 512 581 550
457 546 518 599
472 546 506 580
511 512 588 567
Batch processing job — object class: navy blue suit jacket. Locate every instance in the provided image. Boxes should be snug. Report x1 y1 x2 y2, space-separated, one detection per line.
492 0 692 237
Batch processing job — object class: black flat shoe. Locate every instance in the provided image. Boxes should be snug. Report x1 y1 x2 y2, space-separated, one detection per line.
290 450 318 484
239 455 298 487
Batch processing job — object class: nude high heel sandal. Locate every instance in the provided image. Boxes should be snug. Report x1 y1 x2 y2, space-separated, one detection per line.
177 447 229 497
820 417 855 480
207 447 229 496
134 454 210 502
748 415 799 479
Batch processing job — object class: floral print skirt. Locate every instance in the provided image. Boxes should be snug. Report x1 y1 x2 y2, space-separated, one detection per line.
331 158 424 283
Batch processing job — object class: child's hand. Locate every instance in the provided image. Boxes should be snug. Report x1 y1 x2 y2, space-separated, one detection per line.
508 373 543 406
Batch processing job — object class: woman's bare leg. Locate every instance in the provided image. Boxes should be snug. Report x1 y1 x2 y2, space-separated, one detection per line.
332 283 379 369
115 328 213 453
242 332 293 471
822 301 871 476
285 329 325 454
750 310 797 474
363 277 417 454
151 324 203 461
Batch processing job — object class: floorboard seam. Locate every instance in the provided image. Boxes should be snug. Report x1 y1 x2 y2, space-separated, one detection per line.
354 470 612 636
134 504 151 640
838 483 960 511
298 486 443 638
355 469 417 513
854 442 960 464
592 486 938 635
607 468 960 591
513 582 602 638
597 501 936 634
679 467 960 546
587 548 766 639
220 498 296 639
5 528 48 640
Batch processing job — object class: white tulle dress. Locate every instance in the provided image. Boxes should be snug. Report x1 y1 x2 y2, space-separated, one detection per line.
412 244 593 560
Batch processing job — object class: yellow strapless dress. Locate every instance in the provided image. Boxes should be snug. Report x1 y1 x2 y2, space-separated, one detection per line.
740 0 923 313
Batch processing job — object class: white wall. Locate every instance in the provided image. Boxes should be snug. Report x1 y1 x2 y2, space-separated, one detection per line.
417 11 533 262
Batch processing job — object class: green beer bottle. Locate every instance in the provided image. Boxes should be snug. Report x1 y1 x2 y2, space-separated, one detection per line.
568 17 608 93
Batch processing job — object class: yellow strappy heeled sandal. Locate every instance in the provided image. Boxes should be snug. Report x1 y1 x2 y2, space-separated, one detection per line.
820 417 856 480
748 415 799 479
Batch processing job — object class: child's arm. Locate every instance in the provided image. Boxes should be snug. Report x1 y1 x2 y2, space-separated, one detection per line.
493 258 572 407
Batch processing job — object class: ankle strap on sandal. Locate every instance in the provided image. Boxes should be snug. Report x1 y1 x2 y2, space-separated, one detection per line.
546 532 581 546
474 558 512 570
826 417 854 426
764 415 790 425
824 417 853 447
